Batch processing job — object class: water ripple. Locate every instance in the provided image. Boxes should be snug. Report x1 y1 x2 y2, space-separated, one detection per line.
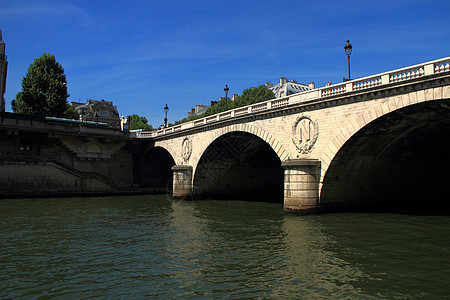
1 196 449 298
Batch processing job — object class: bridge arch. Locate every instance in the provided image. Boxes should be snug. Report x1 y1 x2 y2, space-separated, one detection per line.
191 123 290 170
192 130 285 202
320 97 450 212
320 88 447 171
135 145 175 191
146 58 449 213
154 140 181 164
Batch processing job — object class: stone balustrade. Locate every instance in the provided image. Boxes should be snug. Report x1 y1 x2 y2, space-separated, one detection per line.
251 102 268 113
435 59 450 73
389 65 424 83
352 76 382 91
234 107 250 117
206 115 217 124
271 98 289 108
219 111 232 120
136 56 450 139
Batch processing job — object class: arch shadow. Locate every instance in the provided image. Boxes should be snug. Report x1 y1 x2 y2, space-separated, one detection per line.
321 100 450 214
191 123 290 170
193 131 284 203
134 146 175 192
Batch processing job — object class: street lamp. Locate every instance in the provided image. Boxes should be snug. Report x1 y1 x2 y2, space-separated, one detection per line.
344 40 353 81
164 104 169 128
224 84 229 110
94 110 99 125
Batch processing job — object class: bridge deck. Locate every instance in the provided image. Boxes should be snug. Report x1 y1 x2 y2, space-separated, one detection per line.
134 56 450 139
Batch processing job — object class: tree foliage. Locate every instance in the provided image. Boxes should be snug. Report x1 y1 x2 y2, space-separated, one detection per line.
232 85 275 108
171 85 275 127
12 53 73 117
65 104 79 119
128 114 154 130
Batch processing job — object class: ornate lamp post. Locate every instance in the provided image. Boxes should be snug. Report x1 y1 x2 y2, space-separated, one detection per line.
94 110 99 125
224 84 229 110
164 104 169 128
80 107 86 124
344 40 353 81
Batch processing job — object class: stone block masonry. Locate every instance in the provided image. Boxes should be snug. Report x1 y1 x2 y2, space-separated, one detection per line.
141 57 450 213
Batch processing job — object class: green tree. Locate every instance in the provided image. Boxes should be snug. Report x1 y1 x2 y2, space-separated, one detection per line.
169 85 275 127
128 114 154 130
201 85 275 117
11 53 72 117
233 85 275 107
65 104 79 119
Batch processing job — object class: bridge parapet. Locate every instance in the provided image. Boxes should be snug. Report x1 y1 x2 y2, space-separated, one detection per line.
136 56 450 139
1 112 128 139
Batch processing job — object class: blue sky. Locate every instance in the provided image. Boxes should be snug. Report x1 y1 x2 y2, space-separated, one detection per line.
1 0 449 127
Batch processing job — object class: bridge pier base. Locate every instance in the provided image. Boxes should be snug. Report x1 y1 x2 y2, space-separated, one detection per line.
282 159 321 213
172 165 193 199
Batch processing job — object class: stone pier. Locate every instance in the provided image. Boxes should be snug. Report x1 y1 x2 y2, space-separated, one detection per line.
172 165 193 198
282 159 321 213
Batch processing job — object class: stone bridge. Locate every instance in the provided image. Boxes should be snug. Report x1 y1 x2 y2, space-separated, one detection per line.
134 57 450 213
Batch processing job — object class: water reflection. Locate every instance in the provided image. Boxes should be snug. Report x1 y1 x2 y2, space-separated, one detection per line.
315 213 450 299
166 200 371 298
279 215 367 298
0 196 449 298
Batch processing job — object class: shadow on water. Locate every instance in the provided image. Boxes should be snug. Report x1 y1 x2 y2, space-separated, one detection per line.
168 198 450 299
0 195 449 298
318 202 450 216
166 199 363 298
313 212 450 299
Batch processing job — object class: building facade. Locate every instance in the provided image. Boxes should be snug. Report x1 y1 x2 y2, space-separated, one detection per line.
0 30 7 112
187 101 218 118
187 104 209 118
72 99 121 128
266 77 313 98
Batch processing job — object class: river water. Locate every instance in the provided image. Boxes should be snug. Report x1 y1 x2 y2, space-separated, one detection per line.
0 195 449 299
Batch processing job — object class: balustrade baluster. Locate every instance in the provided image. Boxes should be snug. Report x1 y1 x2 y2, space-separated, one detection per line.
137 57 448 138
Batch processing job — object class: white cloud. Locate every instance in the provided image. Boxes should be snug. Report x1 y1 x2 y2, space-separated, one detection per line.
0 1 92 26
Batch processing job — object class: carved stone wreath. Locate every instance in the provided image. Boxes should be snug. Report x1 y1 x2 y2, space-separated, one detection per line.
181 137 192 162
292 116 319 154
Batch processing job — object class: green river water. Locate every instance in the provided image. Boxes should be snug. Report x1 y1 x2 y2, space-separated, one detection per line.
0 195 449 299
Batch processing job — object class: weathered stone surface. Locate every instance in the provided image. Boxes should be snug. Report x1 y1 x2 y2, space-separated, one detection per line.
2 58 449 212
0 113 135 197
147 59 450 213
282 159 321 212
172 165 193 198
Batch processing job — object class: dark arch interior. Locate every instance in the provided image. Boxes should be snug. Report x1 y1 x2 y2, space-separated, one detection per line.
321 100 450 214
193 132 284 202
134 146 175 192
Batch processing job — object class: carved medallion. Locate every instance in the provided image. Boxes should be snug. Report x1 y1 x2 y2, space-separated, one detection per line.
292 116 319 154
181 137 192 162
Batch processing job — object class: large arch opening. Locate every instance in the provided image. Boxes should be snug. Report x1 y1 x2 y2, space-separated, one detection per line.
134 146 175 192
193 131 284 203
321 100 450 213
